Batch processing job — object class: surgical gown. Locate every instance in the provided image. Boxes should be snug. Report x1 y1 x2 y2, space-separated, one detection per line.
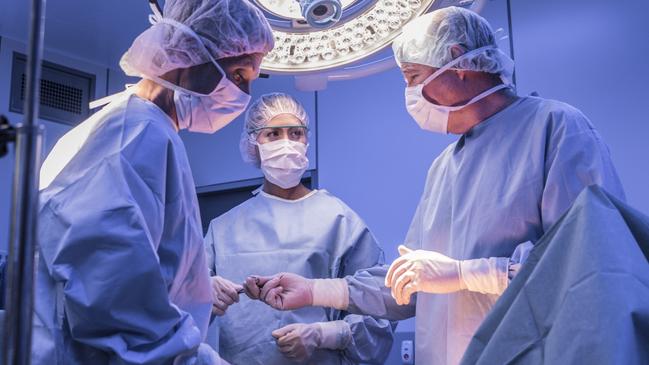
204 189 395 365
33 93 213 365
345 96 625 364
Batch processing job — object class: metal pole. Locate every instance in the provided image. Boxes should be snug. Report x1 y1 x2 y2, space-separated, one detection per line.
2 0 46 363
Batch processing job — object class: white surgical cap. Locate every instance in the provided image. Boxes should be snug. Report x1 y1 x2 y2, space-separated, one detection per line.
120 0 274 79
240 92 310 166
392 6 513 78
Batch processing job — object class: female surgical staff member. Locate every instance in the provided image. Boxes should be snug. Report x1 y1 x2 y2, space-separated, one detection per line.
33 1 273 364
204 93 395 365
243 6 625 365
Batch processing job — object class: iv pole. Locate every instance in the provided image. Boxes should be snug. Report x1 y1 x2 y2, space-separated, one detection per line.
2 0 46 363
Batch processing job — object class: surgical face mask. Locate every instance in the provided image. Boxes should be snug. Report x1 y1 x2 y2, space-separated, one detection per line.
150 18 252 134
257 139 309 189
405 46 511 134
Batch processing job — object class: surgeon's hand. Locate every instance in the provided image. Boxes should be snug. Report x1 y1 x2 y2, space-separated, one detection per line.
211 276 244 316
385 245 466 305
244 272 313 310
272 321 351 362
272 323 320 362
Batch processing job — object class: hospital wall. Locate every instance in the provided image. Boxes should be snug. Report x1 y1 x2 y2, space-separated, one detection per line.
509 0 649 215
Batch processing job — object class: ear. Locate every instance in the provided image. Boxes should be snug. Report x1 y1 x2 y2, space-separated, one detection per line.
450 45 465 59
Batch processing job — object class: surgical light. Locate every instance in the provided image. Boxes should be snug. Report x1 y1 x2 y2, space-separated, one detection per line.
253 0 439 74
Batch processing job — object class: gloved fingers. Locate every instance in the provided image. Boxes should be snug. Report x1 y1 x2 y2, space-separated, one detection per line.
244 276 261 299
263 286 285 309
386 256 410 287
388 260 413 289
401 282 417 306
277 337 297 347
260 276 282 300
211 276 221 290
393 271 415 305
277 344 293 354
398 245 414 256
272 323 298 339
277 336 295 347
213 297 229 311
389 262 413 301
217 291 235 306
211 304 225 317
254 275 275 287
217 281 239 303
276 330 302 346
231 284 244 302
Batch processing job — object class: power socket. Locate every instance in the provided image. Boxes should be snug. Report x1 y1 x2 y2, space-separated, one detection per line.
401 340 414 364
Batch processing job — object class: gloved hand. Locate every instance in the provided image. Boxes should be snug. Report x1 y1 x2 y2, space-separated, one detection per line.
385 245 466 305
243 272 314 310
211 276 244 316
272 321 352 362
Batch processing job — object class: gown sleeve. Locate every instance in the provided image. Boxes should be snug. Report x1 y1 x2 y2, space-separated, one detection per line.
335 217 398 364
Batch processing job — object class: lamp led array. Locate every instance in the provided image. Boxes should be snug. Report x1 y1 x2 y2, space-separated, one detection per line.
262 0 434 73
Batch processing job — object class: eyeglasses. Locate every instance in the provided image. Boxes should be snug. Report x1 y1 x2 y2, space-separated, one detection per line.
249 125 309 141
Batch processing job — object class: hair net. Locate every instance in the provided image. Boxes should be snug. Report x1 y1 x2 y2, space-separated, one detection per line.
240 92 310 166
120 0 274 79
392 6 513 78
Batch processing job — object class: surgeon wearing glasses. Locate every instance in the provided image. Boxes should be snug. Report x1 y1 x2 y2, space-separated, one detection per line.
203 92 395 365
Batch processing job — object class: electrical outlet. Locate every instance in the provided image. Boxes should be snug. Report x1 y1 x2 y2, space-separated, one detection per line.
401 340 414 364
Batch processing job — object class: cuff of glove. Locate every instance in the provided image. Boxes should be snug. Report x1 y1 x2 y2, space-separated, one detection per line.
459 257 509 295
312 278 349 310
316 320 352 350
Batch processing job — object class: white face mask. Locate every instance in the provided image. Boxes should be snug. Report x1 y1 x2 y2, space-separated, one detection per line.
150 18 252 134
405 46 511 134
257 139 309 189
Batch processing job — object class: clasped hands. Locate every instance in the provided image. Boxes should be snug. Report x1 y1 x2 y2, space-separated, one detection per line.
214 245 465 315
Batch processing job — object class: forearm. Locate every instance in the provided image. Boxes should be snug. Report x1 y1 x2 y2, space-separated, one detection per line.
345 265 416 320
460 241 535 295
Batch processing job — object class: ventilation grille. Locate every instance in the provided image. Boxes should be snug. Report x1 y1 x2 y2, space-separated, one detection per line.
10 53 95 126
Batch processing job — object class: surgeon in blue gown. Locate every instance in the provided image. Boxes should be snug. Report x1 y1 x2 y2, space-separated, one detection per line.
33 1 274 364
244 6 626 365
203 92 395 365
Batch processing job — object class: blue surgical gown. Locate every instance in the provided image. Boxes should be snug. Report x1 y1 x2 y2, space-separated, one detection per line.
345 96 625 365
204 189 395 365
33 93 213 364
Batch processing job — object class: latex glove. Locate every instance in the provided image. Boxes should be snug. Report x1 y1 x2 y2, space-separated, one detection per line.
272 321 351 362
211 276 244 316
245 273 349 310
385 245 466 305
244 272 314 310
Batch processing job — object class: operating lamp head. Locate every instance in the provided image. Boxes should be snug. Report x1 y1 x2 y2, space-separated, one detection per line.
299 0 342 28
